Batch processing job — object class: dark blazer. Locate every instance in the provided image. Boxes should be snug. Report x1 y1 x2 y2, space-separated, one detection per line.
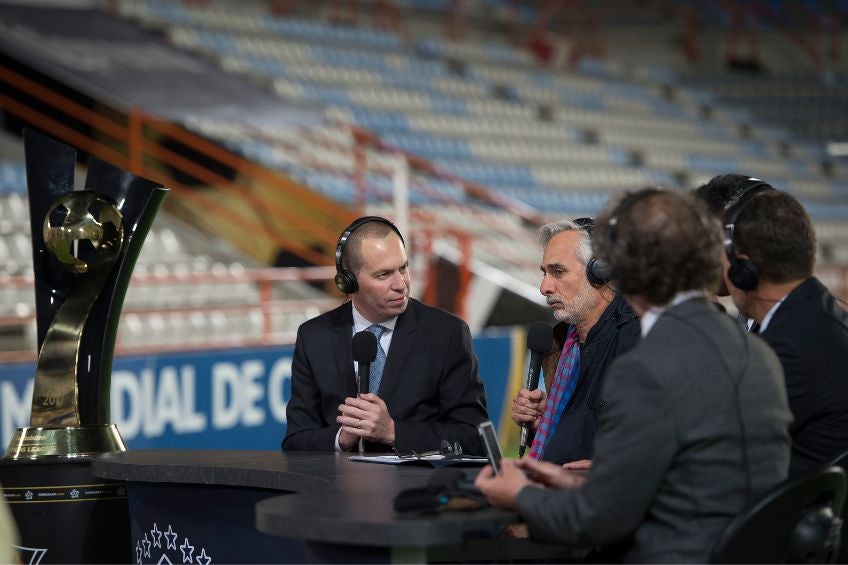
536 294 641 464
759 277 848 477
516 298 792 563
282 299 489 455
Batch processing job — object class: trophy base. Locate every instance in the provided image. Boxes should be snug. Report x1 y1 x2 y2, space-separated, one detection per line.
3 425 127 459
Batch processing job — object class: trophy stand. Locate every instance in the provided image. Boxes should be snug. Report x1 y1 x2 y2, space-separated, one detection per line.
0 131 168 563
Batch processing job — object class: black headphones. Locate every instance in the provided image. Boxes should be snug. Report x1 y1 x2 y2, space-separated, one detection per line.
723 178 773 292
601 188 664 281
572 217 611 286
334 216 404 295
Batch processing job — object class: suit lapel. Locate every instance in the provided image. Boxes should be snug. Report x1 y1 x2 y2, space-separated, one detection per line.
758 277 821 337
375 301 418 399
330 303 357 397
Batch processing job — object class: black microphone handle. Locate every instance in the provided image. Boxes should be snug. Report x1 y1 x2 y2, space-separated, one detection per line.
518 350 545 455
525 350 544 391
519 427 530 457
358 362 371 395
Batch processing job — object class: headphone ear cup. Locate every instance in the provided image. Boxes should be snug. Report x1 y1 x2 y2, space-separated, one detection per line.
727 259 759 291
586 258 611 286
335 270 358 294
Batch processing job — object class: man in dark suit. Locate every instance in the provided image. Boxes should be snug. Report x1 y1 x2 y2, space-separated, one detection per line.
721 188 848 477
476 189 791 563
510 219 640 466
282 216 489 454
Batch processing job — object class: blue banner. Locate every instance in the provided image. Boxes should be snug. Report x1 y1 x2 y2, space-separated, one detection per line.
0 331 521 451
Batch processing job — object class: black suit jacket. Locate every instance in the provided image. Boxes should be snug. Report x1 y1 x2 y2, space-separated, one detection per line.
759 277 848 477
282 299 489 454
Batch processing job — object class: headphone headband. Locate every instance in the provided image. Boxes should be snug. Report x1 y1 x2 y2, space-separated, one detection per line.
723 178 771 229
605 188 663 248
572 217 610 286
334 216 404 294
722 178 774 292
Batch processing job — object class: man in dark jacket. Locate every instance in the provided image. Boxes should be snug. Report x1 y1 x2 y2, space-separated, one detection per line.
721 188 848 476
511 219 640 465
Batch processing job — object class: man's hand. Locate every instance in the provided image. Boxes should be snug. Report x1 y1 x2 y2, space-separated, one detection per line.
474 459 531 510
511 388 547 429
562 459 592 471
517 457 586 489
337 393 396 448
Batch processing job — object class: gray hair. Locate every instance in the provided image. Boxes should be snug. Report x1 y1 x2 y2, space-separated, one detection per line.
538 220 594 266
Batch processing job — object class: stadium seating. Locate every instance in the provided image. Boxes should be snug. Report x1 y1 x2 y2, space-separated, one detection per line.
3 0 848 356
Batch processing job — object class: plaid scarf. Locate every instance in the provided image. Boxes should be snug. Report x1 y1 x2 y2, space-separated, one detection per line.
529 325 581 460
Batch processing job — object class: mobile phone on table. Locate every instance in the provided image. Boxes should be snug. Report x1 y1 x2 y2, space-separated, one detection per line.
477 421 502 474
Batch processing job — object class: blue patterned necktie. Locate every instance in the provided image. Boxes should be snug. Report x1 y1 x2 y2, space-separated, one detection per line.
366 324 387 394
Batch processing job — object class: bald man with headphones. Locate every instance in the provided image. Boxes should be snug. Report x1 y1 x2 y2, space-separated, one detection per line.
282 217 489 454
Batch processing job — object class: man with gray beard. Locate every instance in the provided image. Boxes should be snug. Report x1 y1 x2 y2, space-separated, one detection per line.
511 219 640 466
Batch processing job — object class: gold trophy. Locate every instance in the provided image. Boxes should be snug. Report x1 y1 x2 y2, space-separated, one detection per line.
3 130 168 459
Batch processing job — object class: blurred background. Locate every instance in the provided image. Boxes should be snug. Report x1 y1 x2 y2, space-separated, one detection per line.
1 0 847 450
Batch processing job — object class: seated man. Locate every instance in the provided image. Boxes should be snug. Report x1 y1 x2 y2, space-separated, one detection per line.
476 189 791 563
720 187 848 476
282 216 489 455
511 219 640 465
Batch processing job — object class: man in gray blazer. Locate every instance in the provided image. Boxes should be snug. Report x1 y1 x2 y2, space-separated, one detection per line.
476 189 792 563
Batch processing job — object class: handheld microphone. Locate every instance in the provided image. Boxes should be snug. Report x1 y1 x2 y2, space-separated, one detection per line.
352 330 378 396
519 322 553 457
351 330 377 454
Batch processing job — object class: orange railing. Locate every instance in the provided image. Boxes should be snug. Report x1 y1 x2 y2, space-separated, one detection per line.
0 62 357 268
0 56 491 317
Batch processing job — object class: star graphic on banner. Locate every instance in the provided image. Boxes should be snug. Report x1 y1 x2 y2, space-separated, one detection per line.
151 523 163 548
164 525 178 550
70 489 79 499
179 538 195 564
135 541 143 565
142 533 152 558
195 548 211 565
14 547 47 565
25 491 33 500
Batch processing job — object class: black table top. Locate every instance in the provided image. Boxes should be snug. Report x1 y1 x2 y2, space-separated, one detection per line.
91 450 520 548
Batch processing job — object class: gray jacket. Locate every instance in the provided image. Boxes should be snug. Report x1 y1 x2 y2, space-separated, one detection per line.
516 298 792 563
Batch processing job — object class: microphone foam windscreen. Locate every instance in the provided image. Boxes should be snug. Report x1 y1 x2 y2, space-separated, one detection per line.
352 330 378 363
527 322 554 353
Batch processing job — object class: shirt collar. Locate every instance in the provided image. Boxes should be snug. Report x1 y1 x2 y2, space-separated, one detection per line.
640 290 706 337
758 295 787 333
352 304 398 334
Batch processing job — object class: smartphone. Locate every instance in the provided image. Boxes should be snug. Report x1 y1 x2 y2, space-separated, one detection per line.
477 421 503 474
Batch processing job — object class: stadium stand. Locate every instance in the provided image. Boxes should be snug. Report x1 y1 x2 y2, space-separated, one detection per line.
2 0 848 359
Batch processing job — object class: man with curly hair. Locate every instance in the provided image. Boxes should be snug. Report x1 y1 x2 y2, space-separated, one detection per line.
476 188 791 563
